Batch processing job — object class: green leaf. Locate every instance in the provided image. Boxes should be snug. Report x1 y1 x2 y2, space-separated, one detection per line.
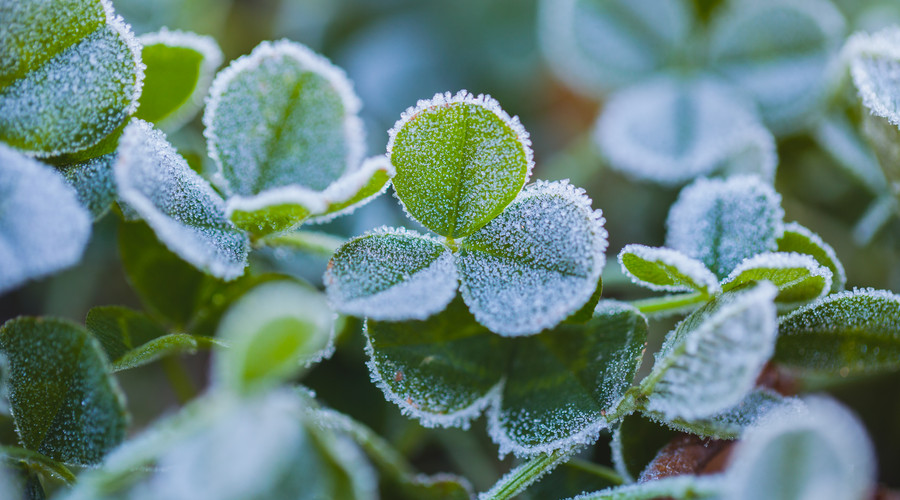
846 26 900 128
527 459 622 499
212 280 334 393
776 222 846 292
0 446 77 485
0 145 92 294
538 0 694 96
60 153 117 220
571 475 722 500
458 180 607 336
610 414 677 483
775 288 900 378
115 119 249 280
85 306 216 372
135 29 222 131
709 0 845 134
0 0 144 157
325 228 458 321
618 244 719 295
0 317 128 465
308 155 394 224
720 252 832 306
666 175 784 279
723 397 874 500
366 299 647 456
640 282 778 421
388 90 533 238
565 276 604 324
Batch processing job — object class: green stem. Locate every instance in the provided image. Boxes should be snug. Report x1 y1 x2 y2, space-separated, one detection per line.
257 230 345 258
161 356 197 404
630 292 706 316
479 448 575 500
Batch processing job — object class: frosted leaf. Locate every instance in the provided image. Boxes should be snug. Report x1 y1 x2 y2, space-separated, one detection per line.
596 76 777 186
618 244 720 295
115 119 249 280
0 0 144 156
0 317 128 465
860 106 900 199
325 227 457 321
388 90 534 238
724 397 875 500
776 222 846 292
610 414 677 483
845 26 900 128
666 175 784 279
212 280 334 393
720 252 832 306
0 144 91 294
458 180 607 336
709 0 845 134
641 282 778 421
307 155 395 224
490 301 647 457
365 298 507 430
568 475 723 500
775 288 900 377
205 39 364 195
812 112 887 194
225 185 326 236
538 0 693 97
61 152 117 219
136 28 223 131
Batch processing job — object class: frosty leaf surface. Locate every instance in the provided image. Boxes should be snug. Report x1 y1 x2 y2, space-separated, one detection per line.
0 317 127 465
720 252 832 305
0 145 91 295
618 244 719 295
205 39 364 194
0 0 144 156
115 119 249 280
325 228 457 321
538 0 693 96
776 222 846 292
641 282 778 421
571 475 722 500
724 397 875 500
458 181 607 336
666 175 784 279
388 91 533 238
596 76 777 186
61 153 117 219
135 29 222 131
212 280 334 393
709 0 845 133
775 289 900 377
225 186 325 237
308 155 394 224
846 27 900 128
610 414 677 483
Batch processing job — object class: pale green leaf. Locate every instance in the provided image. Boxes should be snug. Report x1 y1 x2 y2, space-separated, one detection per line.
569 475 722 500
60 152 117 219
618 244 719 295
720 252 832 306
776 222 846 292
388 90 533 238
846 26 900 128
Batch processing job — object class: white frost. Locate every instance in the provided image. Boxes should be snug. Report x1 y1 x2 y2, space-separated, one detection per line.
782 221 847 291
722 251 833 303
618 243 721 295
845 26 900 127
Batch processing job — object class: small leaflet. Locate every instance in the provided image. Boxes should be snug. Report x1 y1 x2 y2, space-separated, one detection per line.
308 155 395 224
325 227 458 321
642 282 778 421
777 222 846 292
775 288 900 377
618 244 720 295
0 144 91 294
458 180 607 337
0 0 145 156
0 317 128 465
538 0 693 96
212 280 335 393
666 175 784 279
720 252 832 306
61 152 117 219
845 26 900 128
205 39 364 195
114 119 249 280
596 75 776 186
709 0 846 134
225 185 326 236
724 397 875 500
136 28 223 131
388 90 534 238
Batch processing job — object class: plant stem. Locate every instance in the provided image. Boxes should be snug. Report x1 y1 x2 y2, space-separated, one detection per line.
161 356 197 404
479 448 575 500
256 230 345 258
630 292 706 316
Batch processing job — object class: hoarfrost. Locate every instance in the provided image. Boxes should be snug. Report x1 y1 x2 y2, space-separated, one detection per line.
596 76 776 185
666 175 784 279
721 252 832 305
307 155 395 224
325 227 458 321
459 180 607 336
114 119 249 280
568 475 724 500
643 282 778 420
845 26 900 127
0 144 91 294
618 244 720 295
61 152 117 219
778 221 846 292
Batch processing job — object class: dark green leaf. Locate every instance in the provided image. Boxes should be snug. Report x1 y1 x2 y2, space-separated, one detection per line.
618 244 719 295
776 222 846 292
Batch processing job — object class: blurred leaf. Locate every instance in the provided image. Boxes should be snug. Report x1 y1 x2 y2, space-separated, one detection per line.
0 145 91 294
812 111 887 194
388 91 532 238
572 475 722 500
0 0 143 157
0 446 76 485
526 459 621 499
611 414 677 482
60 153 117 220
776 222 846 292
0 317 127 465
618 244 719 295
720 252 831 306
